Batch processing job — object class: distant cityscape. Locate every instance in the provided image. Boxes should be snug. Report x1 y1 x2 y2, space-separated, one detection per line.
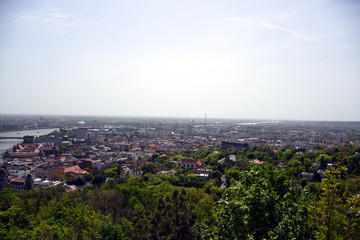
1 114 359 146
0 114 359 190
1 0 359 238
0 113 359 239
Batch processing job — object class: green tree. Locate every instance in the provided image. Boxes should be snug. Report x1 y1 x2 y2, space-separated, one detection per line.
149 188 200 240
310 131 360 240
300 178 308 188
318 154 332 169
283 148 294 160
25 174 33 190
98 223 127 240
211 170 222 183
212 164 315 240
140 163 158 174
92 174 107 185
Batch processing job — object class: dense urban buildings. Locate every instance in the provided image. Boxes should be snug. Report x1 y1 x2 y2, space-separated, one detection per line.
1 114 359 189
0 115 359 239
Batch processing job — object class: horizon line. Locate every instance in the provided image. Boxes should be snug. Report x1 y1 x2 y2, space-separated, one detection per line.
0 113 359 123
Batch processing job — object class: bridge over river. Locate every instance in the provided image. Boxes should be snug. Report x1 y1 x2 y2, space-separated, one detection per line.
0 136 24 140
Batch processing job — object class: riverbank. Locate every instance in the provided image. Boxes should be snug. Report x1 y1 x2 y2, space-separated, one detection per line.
0 128 59 155
0 127 60 133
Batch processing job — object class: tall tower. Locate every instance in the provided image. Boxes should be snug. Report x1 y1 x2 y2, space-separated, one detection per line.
205 113 207 133
186 124 192 136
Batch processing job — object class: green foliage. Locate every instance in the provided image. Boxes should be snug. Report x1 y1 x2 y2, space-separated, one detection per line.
305 182 320 195
287 159 302 168
283 148 294 160
98 223 127 240
304 158 312 171
318 154 332 169
183 175 207 188
84 173 94 182
0 189 16 211
211 170 222 183
104 167 118 178
213 164 315 240
310 134 360 240
159 174 180 185
194 147 214 160
149 188 200 240
300 178 309 188
140 163 158 174
345 154 360 175
92 174 107 185
75 148 83 154
225 168 240 182
66 177 85 186
58 145 70 154
246 151 255 159
1 144 360 240
40 130 76 139
34 204 103 240
204 152 219 166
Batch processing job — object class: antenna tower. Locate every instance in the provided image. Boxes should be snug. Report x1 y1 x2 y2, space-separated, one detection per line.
205 113 207 128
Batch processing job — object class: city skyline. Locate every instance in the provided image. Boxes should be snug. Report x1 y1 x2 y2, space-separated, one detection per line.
0 0 359 121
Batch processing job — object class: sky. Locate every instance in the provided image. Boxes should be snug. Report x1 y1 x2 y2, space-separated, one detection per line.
0 0 359 121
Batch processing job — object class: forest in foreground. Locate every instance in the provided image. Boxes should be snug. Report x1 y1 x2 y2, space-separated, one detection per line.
1 142 360 240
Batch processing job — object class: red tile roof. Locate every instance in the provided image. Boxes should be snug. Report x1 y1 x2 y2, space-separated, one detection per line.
121 164 132 167
9 152 38 157
38 146 57 151
180 159 202 165
248 159 263 165
53 165 87 174
145 149 156 152
8 179 25 186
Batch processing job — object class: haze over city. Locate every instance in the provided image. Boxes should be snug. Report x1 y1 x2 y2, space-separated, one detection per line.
1 2 360 236
0 0 359 121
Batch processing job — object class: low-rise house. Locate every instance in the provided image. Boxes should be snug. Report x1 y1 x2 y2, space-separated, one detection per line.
8 179 25 190
52 165 88 180
195 166 212 174
327 163 335 170
177 158 202 169
277 162 286 168
248 159 263 165
33 178 43 186
41 179 52 186
194 166 212 178
59 155 77 164
312 163 320 170
218 158 226 164
36 137 62 146
6 152 41 158
35 166 55 179
157 170 177 175
135 159 148 168
229 155 236 161
38 144 58 155
317 169 325 179
92 159 104 170
301 172 314 181
80 158 93 169
295 183 303 192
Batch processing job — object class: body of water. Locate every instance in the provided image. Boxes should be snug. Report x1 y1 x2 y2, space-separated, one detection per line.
0 128 58 155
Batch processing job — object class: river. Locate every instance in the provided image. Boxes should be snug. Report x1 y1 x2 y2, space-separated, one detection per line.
0 128 59 155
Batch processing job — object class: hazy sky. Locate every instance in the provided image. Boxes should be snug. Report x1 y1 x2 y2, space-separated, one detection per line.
0 0 359 121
